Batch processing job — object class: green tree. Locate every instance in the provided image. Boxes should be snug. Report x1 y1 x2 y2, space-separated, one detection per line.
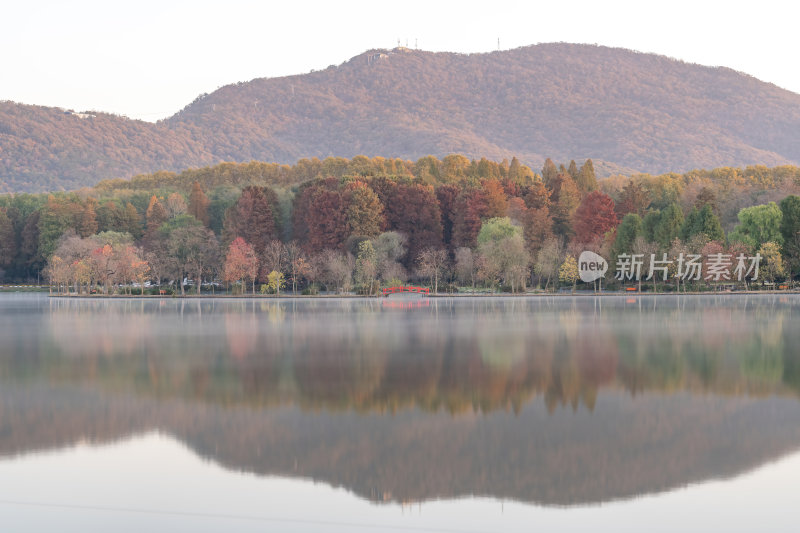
477 217 521 245
354 240 377 294
681 205 724 243
0 209 16 268
612 213 643 258
654 203 684 248
729 202 783 251
780 195 800 278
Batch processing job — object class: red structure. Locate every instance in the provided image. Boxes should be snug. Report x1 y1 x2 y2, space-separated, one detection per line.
381 286 430 297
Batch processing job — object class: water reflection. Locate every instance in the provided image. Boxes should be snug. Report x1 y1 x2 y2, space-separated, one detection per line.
2 294 800 506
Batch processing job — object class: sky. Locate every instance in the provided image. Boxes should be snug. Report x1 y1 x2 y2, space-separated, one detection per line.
2 0 798 122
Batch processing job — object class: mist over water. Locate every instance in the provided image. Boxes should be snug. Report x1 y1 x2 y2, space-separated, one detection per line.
2 293 800 531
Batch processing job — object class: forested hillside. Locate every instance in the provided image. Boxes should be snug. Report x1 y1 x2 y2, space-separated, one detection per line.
3 155 800 291
3 43 800 192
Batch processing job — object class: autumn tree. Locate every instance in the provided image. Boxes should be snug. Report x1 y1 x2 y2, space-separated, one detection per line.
559 255 579 293
188 181 210 226
121 203 142 238
167 225 220 295
567 160 579 181
223 237 259 294
573 191 618 245
304 186 349 252
576 159 598 194
145 195 168 236
223 186 281 254
548 173 581 237
97 201 122 233
541 158 559 189
78 199 99 237
758 242 785 284
452 187 488 249
166 192 188 219
382 183 443 264
344 180 384 239
482 179 508 218
615 181 650 218
260 239 286 286
436 183 460 247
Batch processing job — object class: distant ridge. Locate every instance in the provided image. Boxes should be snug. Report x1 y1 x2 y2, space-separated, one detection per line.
2 43 800 192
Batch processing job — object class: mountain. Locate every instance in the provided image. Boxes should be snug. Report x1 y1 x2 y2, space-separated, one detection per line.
3 43 800 193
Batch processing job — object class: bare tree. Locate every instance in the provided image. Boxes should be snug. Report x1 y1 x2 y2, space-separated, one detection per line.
455 247 477 293
535 238 564 292
416 248 448 294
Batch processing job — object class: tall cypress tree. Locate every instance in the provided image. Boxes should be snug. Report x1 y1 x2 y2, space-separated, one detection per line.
188 181 210 226
576 159 598 194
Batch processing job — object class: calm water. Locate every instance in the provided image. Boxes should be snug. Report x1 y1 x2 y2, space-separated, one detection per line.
2 293 800 532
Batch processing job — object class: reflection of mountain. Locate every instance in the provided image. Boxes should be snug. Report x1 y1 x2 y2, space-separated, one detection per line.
3 383 800 506
2 295 800 505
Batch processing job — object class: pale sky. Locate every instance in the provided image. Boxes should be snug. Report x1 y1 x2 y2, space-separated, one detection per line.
2 0 798 122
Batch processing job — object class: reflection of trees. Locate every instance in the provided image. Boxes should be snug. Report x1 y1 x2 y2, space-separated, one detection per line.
6 295 800 507
2 296 800 415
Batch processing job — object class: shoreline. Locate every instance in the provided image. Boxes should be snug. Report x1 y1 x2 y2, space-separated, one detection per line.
38 290 800 299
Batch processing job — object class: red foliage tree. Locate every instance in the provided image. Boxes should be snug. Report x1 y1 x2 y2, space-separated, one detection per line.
573 191 619 244
223 237 259 294
223 186 281 254
435 184 460 248
482 178 508 218
306 188 349 251
524 207 553 256
452 188 488 249
383 183 443 264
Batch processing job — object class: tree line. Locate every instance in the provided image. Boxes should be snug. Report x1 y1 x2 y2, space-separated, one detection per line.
2 155 800 294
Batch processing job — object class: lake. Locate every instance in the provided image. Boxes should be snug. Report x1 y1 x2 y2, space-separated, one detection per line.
1 293 800 532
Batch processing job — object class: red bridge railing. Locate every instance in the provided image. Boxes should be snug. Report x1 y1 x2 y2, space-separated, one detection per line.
381 286 430 297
